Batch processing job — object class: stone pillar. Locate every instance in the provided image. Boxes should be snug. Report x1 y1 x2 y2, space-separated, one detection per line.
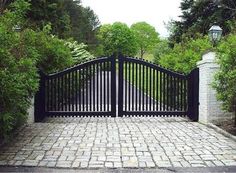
27 97 35 124
197 51 232 124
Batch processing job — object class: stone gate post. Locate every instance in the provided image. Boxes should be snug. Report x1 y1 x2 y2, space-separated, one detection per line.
197 51 232 124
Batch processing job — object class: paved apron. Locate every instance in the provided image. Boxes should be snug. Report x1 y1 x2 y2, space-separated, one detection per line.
0 117 236 168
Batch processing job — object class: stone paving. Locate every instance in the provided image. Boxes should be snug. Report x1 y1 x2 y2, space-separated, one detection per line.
0 116 236 169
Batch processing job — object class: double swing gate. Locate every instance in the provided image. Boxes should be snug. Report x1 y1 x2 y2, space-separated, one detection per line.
35 55 199 121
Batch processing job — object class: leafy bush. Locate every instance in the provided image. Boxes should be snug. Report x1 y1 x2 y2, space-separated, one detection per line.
214 34 236 113
158 35 212 73
153 39 171 64
0 0 95 140
0 0 39 139
64 40 94 64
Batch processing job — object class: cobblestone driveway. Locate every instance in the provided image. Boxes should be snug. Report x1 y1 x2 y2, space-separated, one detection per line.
0 117 236 169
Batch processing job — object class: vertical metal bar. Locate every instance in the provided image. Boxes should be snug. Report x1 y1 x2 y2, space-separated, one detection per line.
89 65 93 111
149 67 152 111
118 55 124 116
180 78 183 111
132 62 134 111
78 70 81 111
139 63 141 111
142 64 145 111
100 62 102 112
184 79 187 111
52 78 54 111
163 73 166 111
46 79 49 111
57 77 60 111
177 78 180 111
125 61 127 112
173 77 176 110
146 66 148 111
111 56 116 117
82 68 85 111
107 62 109 111
51 78 53 111
85 65 89 111
156 70 159 111
93 64 96 111
128 61 131 111
153 68 155 111
64 75 67 111
171 76 173 111
96 63 99 112
104 62 106 111
160 72 162 111
135 62 138 111
61 76 64 111
76 71 78 111
71 71 74 112
67 73 70 111
166 74 169 111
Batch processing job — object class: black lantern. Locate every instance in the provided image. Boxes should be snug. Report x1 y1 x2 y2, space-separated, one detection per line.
208 24 223 46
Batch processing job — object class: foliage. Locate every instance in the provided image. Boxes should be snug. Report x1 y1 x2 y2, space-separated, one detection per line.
168 0 236 45
213 34 236 113
0 0 38 139
159 35 212 74
131 22 159 59
24 28 73 74
0 0 95 140
27 0 100 48
64 40 94 64
97 22 138 56
153 39 171 64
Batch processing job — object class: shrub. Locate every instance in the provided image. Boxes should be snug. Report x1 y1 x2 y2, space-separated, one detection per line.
64 40 94 64
158 35 212 73
214 34 236 115
0 0 39 139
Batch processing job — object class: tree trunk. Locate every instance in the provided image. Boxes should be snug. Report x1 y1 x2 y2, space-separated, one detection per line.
140 49 145 60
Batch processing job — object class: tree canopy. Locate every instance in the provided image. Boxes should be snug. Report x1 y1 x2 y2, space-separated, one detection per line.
26 0 100 47
97 22 138 56
131 22 159 59
168 0 236 45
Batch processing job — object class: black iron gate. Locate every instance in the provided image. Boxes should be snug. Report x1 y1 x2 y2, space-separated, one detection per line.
35 55 199 121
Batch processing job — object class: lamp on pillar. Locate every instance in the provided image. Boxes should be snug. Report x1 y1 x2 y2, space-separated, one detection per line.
12 25 21 32
208 24 223 47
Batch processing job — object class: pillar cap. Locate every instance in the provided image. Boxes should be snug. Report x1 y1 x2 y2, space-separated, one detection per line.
197 51 218 67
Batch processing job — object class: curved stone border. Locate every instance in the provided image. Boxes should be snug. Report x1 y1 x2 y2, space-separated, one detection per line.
206 123 236 142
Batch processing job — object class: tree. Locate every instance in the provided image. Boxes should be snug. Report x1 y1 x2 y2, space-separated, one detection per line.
168 0 236 44
213 34 236 125
26 0 100 47
97 22 138 56
131 22 159 59
153 39 170 64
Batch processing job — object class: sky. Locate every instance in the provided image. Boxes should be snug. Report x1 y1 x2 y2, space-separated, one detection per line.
81 0 182 38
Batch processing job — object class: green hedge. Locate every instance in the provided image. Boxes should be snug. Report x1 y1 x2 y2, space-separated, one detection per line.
0 0 93 140
214 34 236 112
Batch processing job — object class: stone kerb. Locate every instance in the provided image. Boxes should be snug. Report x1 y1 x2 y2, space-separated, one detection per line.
197 51 232 124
